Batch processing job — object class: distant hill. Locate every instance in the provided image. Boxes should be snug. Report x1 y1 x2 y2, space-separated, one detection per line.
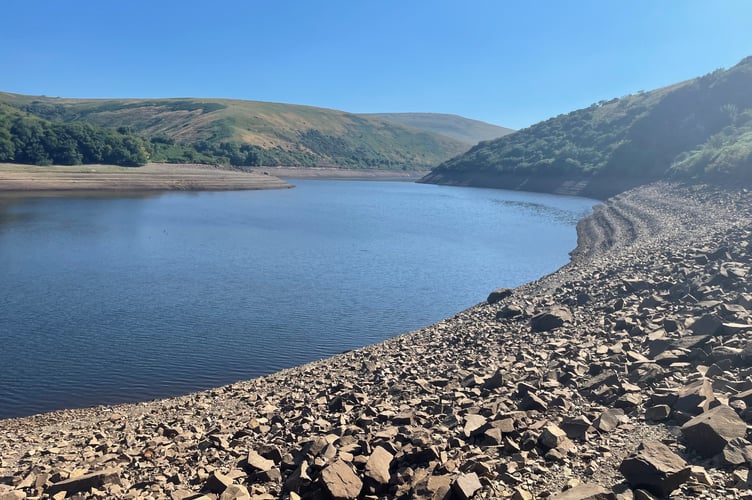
422 56 752 198
0 93 487 169
365 113 513 145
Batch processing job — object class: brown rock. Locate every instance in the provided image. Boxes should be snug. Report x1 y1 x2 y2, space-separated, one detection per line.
320 460 362 500
619 440 691 497
681 405 747 457
463 414 488 437
46 469 121 497
452 472 482 500
220 484 252 500
487 288 513 304
540 423 568 450
673 379 715 416
594 408 625 432
246 450 275 472
645 405 671 422
531 306 572 332
364 446 393 486
550 483 614 499
204 470 233 494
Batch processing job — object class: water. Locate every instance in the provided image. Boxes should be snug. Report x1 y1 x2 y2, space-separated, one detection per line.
0 180 594 418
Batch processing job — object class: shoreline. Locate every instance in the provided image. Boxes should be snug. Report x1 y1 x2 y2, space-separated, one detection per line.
0 163 293 192
1 182 751 498
247 166 429 181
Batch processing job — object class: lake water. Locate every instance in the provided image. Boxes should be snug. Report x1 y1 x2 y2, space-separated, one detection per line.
0 180 594 419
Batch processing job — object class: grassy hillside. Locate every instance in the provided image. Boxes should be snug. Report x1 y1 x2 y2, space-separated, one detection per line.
0 93 479 169
423 56 752 197
365 112 514 144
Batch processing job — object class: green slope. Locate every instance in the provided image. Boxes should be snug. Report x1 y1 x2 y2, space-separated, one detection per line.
0 93 478 169
423 56 752 197
365 112 514 145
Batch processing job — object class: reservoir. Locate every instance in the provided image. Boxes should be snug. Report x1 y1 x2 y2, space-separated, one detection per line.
0 180 594 419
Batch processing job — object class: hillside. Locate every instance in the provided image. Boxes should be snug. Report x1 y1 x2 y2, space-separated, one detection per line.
365 112 513 145
0 93 488 170
422 56 752 198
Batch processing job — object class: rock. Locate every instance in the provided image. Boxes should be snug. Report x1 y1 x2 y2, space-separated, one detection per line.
519 392 547 412
204 471 233 494
483 368 504 390
220 484 252 500
46 469 121 496
452 472 482 500
540 423 568 450
364 446 393 486
673 379 715 415
487 288 513 304
619 440 691 497
560 415 593 440
645 405 671 422
720 437 752 466
681 404 748 457
594 408 625 432
497 304 523 319
550 483 614 499
418 475 452 500
463 414 488 437
320 460 362 500
246 450 275 472
531 306 572 332
689 314 723 336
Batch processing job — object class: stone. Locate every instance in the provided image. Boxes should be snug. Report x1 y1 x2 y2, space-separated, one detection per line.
560 415 593 440
364 446 393 486
519 392 547 412
645 405 671 422
487 288 513 304
452 472 482 500
46 469 121 497
681 404 747 457
673 379 715 415
463 414 488 437
619 440 691 497
246 450 275 472
720 437 752 466
531 306 572 332
204 471 233 494
689 314 723 336
219 484 252 500
320 460 362 500
594 408 625 432
550 483 614 499
540 423 568 450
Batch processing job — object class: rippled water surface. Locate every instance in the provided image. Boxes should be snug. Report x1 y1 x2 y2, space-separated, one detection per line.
0 180 594 418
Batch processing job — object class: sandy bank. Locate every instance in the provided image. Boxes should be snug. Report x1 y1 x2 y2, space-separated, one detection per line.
1 182 752 499
0 163 292 192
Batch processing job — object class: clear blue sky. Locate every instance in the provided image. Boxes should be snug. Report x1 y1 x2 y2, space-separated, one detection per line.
2 0 751 129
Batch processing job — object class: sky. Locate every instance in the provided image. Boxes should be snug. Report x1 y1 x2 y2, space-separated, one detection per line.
2 1 751 130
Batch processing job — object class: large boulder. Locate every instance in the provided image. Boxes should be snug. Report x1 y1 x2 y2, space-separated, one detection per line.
681 405 747 457
619 440 691 497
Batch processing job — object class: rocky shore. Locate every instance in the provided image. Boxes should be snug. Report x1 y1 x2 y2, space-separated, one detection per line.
2 182 752 499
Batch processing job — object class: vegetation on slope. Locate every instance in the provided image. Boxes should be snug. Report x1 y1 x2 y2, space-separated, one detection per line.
427 56 752 192
365 112 514 145
0 94 482 169
0 104 149 166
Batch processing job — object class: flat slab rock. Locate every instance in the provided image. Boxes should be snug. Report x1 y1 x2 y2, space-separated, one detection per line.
681 405 748 457
619 440 691 497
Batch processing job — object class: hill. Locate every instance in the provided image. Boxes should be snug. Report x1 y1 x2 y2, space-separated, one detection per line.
0 93 488 170
422 56 752 198
365 112 513 144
